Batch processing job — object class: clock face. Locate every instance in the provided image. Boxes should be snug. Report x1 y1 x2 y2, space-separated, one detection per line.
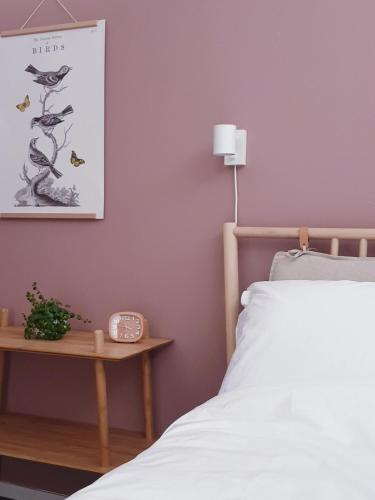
109 312 144 343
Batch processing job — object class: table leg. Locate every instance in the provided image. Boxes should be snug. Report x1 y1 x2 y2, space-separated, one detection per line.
0 352 6 412
142 352 154 441
95 359 110 468
0 352 6 481
0 309 9 329
0 309 9 413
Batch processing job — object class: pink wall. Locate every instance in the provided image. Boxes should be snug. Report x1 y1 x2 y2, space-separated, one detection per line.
2 0 375 494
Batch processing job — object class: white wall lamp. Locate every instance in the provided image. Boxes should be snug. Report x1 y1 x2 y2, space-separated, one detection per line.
213 124 247 224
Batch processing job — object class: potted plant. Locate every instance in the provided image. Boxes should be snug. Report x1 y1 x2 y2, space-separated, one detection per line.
23 282 90 340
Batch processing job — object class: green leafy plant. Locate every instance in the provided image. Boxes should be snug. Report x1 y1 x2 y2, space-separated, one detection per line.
23 282 91 340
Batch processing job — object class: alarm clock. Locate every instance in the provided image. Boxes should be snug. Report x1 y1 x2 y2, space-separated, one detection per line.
109 312 146 343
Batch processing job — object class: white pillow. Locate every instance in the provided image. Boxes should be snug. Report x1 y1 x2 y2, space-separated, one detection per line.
221 280 375 393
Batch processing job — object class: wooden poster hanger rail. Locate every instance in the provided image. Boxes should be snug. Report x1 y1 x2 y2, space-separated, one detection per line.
0 0 97 38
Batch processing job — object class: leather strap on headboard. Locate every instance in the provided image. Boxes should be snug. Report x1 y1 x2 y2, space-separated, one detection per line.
299 226 309 251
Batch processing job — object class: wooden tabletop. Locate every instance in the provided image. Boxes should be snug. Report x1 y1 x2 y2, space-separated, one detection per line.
0 326 172 361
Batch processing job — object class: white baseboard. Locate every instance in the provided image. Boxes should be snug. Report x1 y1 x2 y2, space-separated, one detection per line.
0 481 65 499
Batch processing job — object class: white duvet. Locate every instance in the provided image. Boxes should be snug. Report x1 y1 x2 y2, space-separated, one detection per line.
70 383 375 500
70 281 375 499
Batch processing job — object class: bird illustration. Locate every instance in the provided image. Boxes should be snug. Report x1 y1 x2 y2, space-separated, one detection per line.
31 105 74 131
25 64 72 88
29 138 62 179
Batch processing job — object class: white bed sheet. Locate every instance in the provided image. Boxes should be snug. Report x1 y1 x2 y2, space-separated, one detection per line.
69 383 375 499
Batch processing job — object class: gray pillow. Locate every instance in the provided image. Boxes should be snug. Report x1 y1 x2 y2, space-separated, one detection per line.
269 250 375 281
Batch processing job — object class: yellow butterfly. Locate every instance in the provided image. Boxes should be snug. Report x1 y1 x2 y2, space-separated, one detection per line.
71 150 85 167
16 95 30 112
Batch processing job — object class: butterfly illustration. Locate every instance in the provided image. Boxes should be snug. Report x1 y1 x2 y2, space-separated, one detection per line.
16 95 30 112
71 150 85 167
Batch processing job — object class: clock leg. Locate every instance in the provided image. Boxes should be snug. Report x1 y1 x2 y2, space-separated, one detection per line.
142 352 154 441
95 359 110 468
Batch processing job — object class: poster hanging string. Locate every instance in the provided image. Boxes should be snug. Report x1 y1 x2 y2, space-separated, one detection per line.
20 0 78 30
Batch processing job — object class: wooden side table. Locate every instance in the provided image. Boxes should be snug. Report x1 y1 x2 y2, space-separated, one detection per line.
0 308 172 473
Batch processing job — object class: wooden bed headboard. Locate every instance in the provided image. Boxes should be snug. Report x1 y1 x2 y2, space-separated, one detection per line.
223 222 375 364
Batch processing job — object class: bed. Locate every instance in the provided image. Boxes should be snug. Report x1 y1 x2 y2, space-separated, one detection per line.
69 224 375 499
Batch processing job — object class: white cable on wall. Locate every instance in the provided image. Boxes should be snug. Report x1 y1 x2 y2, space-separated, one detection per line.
233 165 238 225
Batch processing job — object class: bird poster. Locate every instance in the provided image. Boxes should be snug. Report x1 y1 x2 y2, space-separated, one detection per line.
0 20 105 218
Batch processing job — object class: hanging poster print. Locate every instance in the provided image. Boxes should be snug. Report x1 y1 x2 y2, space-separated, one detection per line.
0 20 105 218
